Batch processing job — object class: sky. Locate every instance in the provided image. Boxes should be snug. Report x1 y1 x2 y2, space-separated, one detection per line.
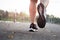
0 0 60 18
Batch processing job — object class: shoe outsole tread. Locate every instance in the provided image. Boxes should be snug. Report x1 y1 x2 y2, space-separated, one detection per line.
37 3 46 28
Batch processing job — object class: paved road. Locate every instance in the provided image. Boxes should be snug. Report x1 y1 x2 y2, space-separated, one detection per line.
0 21 60 40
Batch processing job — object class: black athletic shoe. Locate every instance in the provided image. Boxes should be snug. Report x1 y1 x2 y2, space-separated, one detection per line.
37 3 46 28
29 23 38 32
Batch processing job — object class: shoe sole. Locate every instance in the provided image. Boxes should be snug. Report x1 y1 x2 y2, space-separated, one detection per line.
29 30 38 32
29 28 38 32
37 3 46 28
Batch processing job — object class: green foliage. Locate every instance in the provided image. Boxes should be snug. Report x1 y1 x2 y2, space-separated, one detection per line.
46 14 60 24
0 9 60 24
0 10 30 22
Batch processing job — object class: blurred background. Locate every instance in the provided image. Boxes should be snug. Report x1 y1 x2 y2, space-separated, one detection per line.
0 0 60 24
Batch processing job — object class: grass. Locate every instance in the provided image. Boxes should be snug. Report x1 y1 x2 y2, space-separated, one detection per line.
0 18 30 22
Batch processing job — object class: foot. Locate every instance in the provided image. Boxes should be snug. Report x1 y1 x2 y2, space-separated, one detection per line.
29 23 38 32
37 3 46 28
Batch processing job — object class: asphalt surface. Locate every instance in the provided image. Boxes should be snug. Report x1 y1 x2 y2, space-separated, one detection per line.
0 21 60 40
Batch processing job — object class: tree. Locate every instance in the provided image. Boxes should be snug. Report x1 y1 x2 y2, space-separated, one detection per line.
0 10 4 20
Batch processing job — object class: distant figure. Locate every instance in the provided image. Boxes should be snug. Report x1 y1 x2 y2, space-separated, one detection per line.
29 0 49 32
